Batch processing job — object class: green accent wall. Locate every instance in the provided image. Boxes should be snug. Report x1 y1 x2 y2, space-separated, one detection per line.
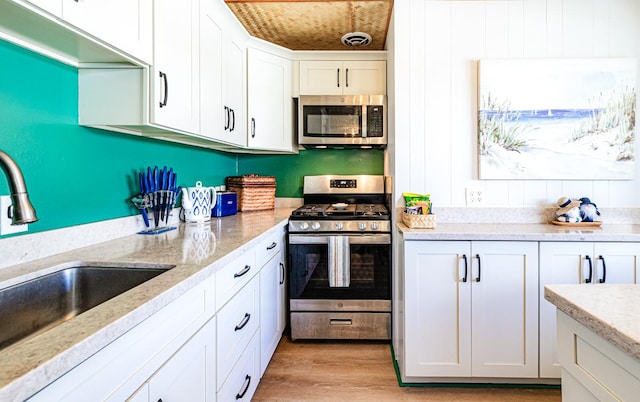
238 149 384 198
0 39 383 237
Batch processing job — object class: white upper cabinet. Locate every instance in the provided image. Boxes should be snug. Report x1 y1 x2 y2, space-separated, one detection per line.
61 0 152 64
299 60 386 95
222 28 246 146
151 0 200 134
199 0 224 142
247 47 293 152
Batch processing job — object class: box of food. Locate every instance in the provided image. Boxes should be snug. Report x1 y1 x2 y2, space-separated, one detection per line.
225 175 276 211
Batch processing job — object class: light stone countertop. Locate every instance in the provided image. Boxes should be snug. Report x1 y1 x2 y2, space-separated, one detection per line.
399 222 640 241
0 208 292 401
544 284 640 362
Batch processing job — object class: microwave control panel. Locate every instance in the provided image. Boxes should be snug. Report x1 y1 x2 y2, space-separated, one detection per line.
367 106 384 138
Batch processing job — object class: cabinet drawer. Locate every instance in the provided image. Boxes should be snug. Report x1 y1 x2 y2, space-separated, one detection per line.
290 312 391 340
215 250 257 309
216 275 260 387
217 330 260 402
255 231 282 268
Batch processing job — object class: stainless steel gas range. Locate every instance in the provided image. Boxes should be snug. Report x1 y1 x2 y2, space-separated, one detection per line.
287 175 391 341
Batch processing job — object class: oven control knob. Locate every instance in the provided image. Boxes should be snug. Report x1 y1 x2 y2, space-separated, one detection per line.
311 222 321 230
371 222 379 230
358 223 366 231
299 222 309 230
335 222 344 230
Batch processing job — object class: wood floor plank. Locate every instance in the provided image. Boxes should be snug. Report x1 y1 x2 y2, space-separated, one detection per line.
253 337 561 401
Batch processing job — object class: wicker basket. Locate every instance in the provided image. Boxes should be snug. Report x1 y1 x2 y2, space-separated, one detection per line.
226 175 276 211
402 212 436 229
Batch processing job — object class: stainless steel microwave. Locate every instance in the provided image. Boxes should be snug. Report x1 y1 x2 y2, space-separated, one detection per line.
298 95 387 148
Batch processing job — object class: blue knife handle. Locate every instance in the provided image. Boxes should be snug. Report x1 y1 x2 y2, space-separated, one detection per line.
138 172 146 194
147 167 154 192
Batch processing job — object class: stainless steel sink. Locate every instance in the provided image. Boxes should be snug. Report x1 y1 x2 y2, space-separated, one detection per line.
0 262 175 350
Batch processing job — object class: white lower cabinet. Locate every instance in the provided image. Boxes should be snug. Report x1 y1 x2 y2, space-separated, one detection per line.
259 245 286 375
29 276 216 401
403 240 539 379
539 242 640 378
128 318 216 402
217 330 261 401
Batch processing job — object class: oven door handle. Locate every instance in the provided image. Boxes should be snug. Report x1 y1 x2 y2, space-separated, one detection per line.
289 234 391 245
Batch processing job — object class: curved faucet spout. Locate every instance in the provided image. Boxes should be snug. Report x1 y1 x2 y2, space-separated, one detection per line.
0 150 38 224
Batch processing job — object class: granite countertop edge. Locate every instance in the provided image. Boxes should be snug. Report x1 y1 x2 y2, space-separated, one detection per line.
398 222 640 241
0 208 292 401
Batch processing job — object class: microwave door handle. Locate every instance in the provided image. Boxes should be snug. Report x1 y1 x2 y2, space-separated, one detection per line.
362 105 367 138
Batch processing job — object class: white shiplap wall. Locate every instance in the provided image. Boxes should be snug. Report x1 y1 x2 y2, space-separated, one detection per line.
389 0 640 208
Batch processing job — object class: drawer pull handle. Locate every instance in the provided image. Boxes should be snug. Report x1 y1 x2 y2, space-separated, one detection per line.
279 262 285 285
330 318 352 326
585 255 593 283
235 313 251 331
461 254 468 282
235 374 251 399
266 242 277 250
234 265 251 278
598 255 607 283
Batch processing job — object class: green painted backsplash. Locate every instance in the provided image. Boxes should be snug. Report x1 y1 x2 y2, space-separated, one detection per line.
0 39 383 237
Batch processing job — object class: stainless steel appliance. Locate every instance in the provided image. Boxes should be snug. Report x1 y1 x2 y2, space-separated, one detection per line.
298 95 386 149
287 175 391 340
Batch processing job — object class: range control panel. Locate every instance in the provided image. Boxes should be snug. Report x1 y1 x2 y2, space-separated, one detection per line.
330 179 357 189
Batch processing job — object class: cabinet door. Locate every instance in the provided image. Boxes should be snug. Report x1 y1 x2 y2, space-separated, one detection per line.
199 0 224 140
247 47 293 151
62 0 152 63
593 243 639 284
152 0 200 134
221 32 246 146
148 318 216 402
470 241 539 378
539 242 594 378
404 240 472 377
342 61 386 95
260 252 282 376
299 60 343 95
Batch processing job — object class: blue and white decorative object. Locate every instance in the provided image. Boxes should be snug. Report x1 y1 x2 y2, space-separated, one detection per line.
579 197 601 222
181 181 217 223
555 197 582 223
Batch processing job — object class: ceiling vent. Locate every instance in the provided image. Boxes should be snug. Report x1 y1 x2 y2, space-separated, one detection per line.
341 32 372 48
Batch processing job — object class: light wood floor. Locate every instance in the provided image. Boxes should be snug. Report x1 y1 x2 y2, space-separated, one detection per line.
253 337 561 402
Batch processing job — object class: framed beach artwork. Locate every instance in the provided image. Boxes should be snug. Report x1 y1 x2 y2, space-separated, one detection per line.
478 58 637 180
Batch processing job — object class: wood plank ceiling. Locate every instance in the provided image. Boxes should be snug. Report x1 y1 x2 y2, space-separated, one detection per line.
224 0 393 50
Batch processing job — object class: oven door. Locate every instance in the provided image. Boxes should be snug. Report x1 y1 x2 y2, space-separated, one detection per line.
288 233 391 300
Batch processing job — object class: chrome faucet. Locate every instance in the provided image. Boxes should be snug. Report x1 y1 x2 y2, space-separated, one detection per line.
0 150 38 224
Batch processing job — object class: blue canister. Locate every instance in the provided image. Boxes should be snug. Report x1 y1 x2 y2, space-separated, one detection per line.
212 192 238 217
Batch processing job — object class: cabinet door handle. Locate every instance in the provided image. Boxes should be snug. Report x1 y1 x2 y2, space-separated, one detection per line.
159 71 168 108
235 374 252 399
279 262 285 285
251 117 256 138
337 68 340 87
585 255 593 283
224 106 230 130
234 313 251 331
598 255 607 283
461 254 468 282
266 242 277 250
234 265 251 278
345 68 349 87
230 108 236 132
474 254 481 282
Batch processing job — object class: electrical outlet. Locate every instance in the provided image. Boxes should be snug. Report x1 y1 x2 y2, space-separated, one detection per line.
0 195 28 235
465 187 484 206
